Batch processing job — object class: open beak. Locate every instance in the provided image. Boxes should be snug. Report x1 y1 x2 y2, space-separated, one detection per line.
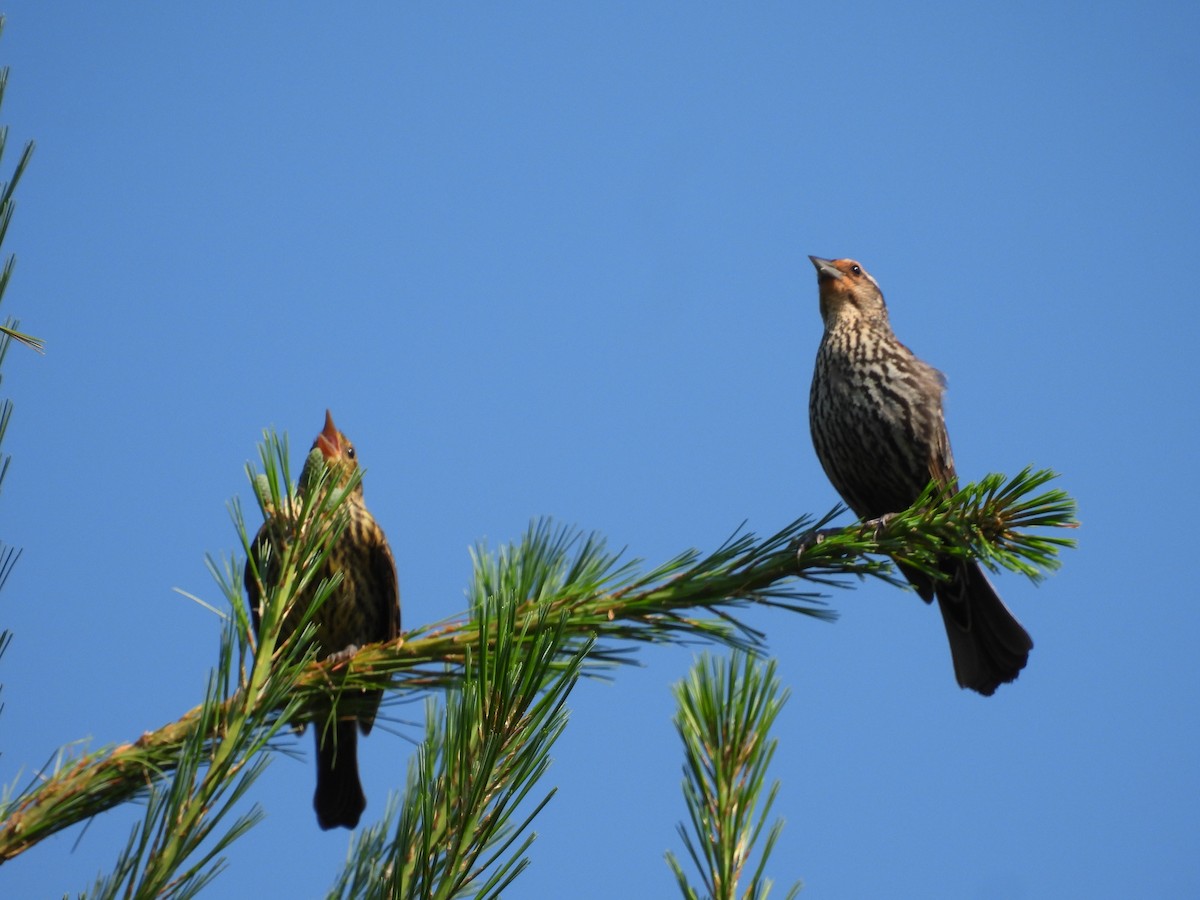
809 256 843 281
316 409 341 459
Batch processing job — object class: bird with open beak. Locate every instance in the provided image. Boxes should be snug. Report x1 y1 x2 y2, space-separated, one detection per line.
246 409 400 828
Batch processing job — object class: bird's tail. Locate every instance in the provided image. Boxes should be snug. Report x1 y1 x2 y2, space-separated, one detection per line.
934 559 1033 696
314 718 366 830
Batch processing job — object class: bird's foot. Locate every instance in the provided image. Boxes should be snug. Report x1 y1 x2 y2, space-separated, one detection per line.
792 529 825 564
791 511 897 568
860 512 896 541
325 644 361 667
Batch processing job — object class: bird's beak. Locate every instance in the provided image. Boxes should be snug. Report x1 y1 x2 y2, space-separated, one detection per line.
809 256 842 281
317 409 341 459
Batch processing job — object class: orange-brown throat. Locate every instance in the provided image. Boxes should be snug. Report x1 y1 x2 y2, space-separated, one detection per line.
809 256 882 326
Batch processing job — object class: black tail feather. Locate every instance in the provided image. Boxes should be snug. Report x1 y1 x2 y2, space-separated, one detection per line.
935 559 1033 696
313 719 366 830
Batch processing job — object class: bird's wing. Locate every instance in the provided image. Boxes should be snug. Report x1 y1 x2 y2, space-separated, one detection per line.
371 535 401 641
929 421 958 489
919 358 958 489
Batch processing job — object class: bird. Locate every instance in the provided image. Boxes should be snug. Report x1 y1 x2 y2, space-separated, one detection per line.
245 409 400 828
806 256 1032 695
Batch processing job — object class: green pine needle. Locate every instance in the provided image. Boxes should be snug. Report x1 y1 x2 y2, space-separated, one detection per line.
666 651 802 900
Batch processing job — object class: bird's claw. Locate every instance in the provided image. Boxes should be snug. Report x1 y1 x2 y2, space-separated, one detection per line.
792 530 826 566
326 644 361 667
861 512 895 541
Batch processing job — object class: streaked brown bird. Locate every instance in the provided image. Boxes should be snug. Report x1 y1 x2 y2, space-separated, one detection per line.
246 410 400 829
807 256 1032 695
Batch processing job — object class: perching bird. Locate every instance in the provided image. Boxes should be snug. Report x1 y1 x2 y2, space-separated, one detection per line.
246 410 400 828
807 256 1032 695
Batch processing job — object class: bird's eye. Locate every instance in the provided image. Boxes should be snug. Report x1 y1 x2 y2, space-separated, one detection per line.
850 265 862 275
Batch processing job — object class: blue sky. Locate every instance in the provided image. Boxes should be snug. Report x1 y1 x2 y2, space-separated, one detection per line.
1 3 1197 897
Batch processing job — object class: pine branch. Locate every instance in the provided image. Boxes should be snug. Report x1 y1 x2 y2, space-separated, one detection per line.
77 619 274 900
666 652 801 900
330 593 585 899
0 437 1076 866
314 465 1075 700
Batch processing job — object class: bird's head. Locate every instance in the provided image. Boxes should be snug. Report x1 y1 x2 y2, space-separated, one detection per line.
808 256 888 328
304 409 363 497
